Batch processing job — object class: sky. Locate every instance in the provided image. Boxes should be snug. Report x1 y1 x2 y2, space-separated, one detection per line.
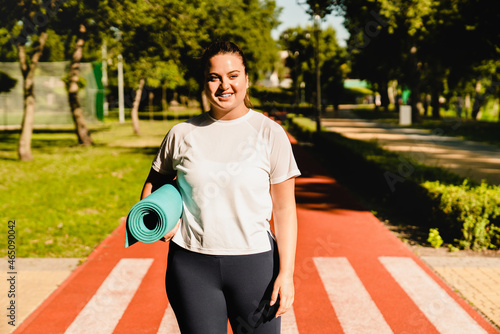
272 0 349 46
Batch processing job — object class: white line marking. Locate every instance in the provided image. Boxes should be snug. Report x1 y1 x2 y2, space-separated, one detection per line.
314 257 393 334
282 306 300 334
379 257 488 334
157 304 181 334
65 258 153 334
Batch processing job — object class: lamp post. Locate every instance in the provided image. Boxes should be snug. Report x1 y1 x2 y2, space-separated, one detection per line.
111 27 125 123
313 14 321 132
117 54 125 123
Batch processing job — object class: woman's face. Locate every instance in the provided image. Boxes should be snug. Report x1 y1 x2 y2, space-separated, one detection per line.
205 53 249 117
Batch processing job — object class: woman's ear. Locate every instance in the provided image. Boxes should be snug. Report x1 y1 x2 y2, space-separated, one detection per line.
246 73 249 89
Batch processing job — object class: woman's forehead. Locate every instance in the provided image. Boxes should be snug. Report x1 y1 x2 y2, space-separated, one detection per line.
207 53 245 71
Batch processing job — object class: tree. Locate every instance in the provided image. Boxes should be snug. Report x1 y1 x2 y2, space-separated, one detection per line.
340 0 400 112
300 0 340 131
280 26 345 109
340 0 500 120
109 0 190 134
1 0 61 160
50 0 111 145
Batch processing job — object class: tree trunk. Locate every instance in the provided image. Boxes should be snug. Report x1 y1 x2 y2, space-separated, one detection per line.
379 81 390 112
68 24 93 146
408 45 421 122
17 32 49 161
471 81 483 120
198 91 209 113
131 78 145 135
149 90 154 121
162 85 168 120
431 90 440 119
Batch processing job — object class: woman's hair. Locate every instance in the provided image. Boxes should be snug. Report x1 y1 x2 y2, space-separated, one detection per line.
200 41 252 108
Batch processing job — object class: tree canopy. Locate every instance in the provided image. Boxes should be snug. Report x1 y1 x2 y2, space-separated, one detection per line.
339 0 500 119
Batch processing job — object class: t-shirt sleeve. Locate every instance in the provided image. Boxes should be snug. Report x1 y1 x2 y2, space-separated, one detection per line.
152 129 176 176
269 125 301 184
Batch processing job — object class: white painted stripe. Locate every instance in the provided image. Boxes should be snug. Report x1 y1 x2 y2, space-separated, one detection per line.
157 304 181 334
379 257 487 334
314 257 393 334
281 306 300 334
65 258 153 334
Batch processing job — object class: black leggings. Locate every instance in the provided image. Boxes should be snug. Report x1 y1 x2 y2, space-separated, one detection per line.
166 238 281 334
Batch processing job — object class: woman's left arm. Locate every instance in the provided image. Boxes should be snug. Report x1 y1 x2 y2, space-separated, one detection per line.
269 177 298 318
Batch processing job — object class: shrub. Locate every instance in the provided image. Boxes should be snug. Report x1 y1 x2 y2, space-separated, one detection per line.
427 228 444 248
423 180 500 250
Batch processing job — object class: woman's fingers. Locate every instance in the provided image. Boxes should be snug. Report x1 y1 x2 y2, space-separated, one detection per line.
270 274 295 317
275 289 294 317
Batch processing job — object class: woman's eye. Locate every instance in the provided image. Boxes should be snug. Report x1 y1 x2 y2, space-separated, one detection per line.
209 76 219 82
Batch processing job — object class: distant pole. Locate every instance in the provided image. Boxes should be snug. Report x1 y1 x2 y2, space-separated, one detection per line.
102 42 109 116
117 54 125 123
314 14 322 132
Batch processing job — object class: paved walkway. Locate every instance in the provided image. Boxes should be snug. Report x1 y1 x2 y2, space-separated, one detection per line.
322 107 500 185
2 113 499 333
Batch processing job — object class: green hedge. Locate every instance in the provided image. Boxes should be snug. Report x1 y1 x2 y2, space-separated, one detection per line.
287 114 500 250
423 180 500 250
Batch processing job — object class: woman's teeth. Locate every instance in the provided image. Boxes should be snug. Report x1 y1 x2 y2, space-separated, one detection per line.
220 94 231 98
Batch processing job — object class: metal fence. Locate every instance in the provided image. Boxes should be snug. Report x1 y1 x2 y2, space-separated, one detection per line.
0 62 99 127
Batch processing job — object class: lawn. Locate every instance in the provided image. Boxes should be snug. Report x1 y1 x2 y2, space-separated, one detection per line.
0 119 183 258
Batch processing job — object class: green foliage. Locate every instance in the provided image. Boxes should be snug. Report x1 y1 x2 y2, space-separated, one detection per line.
149 60 185 90
427 228 443 248
279 25 345 106
61 73 86 90
0 28 17 61
0 71 17 93
423 180 500 250
340 0 500 117
305 0 338 18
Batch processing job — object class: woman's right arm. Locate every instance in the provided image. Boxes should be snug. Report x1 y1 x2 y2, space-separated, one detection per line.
141 168 175 200
141 168 180 241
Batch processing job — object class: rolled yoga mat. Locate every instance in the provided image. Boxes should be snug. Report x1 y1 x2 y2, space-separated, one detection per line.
125 184 183 248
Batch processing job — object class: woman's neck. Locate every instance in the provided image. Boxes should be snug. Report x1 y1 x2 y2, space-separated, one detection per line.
209 106 250 121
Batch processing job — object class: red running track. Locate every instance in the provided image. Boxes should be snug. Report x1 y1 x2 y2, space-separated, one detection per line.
15 135 498 334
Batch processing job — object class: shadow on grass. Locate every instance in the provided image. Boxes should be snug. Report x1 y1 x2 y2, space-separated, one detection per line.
121 146 160 157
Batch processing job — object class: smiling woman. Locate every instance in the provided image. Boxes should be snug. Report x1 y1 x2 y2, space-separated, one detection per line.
201 41 252 120
139 41 301 333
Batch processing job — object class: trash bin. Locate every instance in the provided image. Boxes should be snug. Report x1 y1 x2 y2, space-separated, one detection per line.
400 105 411 125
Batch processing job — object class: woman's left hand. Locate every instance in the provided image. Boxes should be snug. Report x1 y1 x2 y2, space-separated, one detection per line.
270 271 295 318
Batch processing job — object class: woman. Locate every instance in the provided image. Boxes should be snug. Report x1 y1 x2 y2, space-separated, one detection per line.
141 41 300 334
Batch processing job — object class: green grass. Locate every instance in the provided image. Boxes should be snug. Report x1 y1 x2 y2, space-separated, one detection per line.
0 119 182 258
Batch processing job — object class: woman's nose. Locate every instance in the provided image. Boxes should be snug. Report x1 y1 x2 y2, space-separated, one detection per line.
220 79 230 90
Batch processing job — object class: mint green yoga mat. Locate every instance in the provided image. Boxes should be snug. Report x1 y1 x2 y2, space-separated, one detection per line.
125 184 183 248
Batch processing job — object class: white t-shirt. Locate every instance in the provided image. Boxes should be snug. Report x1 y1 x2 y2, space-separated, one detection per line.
152 109 300 255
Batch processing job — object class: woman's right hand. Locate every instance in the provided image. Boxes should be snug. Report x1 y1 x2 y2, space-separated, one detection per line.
160 219 181 242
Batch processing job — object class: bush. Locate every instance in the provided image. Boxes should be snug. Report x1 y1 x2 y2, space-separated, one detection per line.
423 180 500 250
427 228 444 248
